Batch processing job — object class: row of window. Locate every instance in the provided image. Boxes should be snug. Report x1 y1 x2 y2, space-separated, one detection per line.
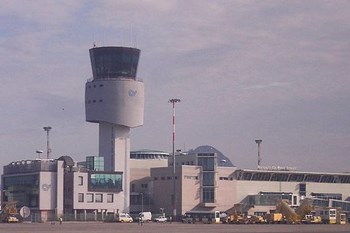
87 84 104 89
153 176 178 181
86 99 103 104
219 177 234 181
169 161 195 166
78 193 114 203
153 176 234 181
130 183 148 192
236 171 350 183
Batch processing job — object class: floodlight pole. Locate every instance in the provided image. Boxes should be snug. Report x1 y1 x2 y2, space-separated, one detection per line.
169 98 181 221
255 139 262 167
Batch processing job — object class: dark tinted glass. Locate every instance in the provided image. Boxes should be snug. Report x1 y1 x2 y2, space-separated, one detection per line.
90 47 140 79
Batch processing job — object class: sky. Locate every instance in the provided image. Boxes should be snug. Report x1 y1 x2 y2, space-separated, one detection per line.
1 0 350 173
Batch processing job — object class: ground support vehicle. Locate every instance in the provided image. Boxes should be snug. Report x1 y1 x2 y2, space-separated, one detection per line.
265 213 283 224
0 202 20 223
302 214 322 224
116 213 133 223
138 212 152 222
182 211 221 224
154 216 167 223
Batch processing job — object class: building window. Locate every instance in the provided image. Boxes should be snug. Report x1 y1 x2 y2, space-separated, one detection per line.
203 187 215 203
299 183 306 196
86 193 94 203
107 194 114 203
203 172 215 186
78 193 84 202
95 194 103 203
141 183 148 188
78 176 83 185
184 175 198 180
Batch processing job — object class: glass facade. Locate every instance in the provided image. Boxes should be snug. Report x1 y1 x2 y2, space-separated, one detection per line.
311 192 342 200
248 193 293 206
86 156 104 171
88 172 123 192
198 153 216 203
2 174 39 208
236 170 350 184
90 47 140 79
332 200 350 211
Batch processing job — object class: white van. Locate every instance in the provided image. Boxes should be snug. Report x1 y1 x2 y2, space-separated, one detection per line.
138 212 152 222
116 213 133 223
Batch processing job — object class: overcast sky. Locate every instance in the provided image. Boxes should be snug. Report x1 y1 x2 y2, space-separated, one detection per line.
1 0 350 173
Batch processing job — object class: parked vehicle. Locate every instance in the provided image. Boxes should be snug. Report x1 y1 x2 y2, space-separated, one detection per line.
182 211 221 224
154 216 167 222
138 212 152 222
0 202 20 223
302 214 322 224
116 213 133 223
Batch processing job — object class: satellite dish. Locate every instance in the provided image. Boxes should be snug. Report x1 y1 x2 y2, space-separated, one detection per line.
20 206 30 218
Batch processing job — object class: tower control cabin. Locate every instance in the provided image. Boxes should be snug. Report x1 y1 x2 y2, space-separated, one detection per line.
85 46 144 212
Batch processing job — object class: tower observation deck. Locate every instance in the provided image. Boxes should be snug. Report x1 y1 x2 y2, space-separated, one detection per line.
85 46 144 212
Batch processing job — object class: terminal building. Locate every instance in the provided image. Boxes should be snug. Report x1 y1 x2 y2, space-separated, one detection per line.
2 146 350 222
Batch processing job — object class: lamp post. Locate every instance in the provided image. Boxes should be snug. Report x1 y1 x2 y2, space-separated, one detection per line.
36 150 43 159
168 98 181 221
43 126 52 159
255 139 262 167
140 192 144 212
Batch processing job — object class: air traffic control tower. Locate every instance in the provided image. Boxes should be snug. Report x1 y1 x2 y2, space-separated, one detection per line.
85 46 144 211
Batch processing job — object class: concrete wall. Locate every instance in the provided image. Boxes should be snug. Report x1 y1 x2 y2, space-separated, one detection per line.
39 171 57 210
72 172 123 212
85 79 144 128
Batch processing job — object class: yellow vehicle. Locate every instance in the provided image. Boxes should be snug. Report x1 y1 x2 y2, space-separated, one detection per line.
116 213 133 223
314 208 344 224
266 213 283 224
302 214 322 224
0 202 20 223
7 216 19 223
339 213 347 224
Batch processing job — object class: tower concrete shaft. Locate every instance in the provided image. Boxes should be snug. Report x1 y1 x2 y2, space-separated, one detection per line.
85 46 144 213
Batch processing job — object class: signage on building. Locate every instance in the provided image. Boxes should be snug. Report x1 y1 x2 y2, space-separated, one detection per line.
257 165 297 171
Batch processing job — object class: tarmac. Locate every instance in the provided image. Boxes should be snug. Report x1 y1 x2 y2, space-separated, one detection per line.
0 221 350 233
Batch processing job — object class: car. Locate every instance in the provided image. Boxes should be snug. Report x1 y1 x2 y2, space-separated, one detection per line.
154 216 167 223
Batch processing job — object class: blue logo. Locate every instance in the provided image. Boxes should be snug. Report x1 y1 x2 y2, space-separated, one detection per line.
128 89 137 96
